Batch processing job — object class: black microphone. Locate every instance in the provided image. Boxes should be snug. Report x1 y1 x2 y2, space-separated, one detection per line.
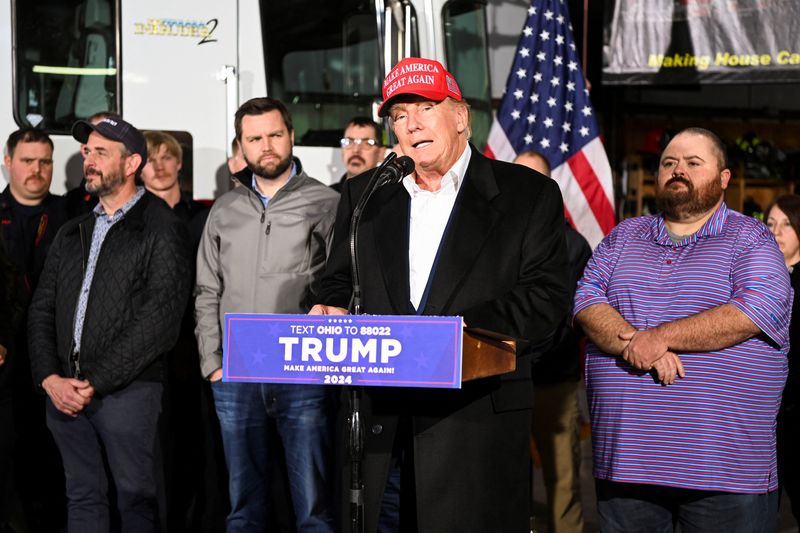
375 155 415 188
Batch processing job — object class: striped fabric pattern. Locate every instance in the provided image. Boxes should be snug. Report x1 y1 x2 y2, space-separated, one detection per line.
575 203 792 492
484 0 615 249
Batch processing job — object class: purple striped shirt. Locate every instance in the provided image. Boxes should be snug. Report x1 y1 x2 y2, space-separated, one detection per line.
575 203 791 493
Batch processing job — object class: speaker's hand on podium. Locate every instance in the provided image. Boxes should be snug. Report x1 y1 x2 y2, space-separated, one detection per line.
309 304 349 315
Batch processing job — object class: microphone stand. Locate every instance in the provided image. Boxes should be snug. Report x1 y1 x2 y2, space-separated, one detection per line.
347 152 398 533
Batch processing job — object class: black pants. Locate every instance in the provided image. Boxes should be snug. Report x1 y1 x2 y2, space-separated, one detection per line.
778 403 800 523
0 394 12 526
46 380 163 533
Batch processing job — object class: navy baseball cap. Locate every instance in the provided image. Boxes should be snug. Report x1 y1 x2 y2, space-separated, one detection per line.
72 117 148 170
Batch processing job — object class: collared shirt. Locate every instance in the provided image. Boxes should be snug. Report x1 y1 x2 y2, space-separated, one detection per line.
574 203 792 493
250 161 297 208
403 144 471 310
73 187 146 350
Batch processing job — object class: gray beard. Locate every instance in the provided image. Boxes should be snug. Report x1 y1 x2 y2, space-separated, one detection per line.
85 170 125 197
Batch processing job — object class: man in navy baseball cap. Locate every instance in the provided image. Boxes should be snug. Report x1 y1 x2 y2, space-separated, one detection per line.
71 117 147 198
30 114 192 530
72 116 148 174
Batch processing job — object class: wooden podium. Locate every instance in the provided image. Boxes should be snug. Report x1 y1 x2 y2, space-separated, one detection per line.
461 327 517 382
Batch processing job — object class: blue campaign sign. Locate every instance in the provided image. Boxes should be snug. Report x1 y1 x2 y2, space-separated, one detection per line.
223 314 464 388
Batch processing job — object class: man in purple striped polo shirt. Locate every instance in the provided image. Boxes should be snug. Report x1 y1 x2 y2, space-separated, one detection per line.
575 127 792 532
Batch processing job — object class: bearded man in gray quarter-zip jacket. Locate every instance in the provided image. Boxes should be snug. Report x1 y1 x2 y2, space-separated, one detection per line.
194 97 339 532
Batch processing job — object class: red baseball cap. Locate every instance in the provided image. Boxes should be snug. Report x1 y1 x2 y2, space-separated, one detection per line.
378 57 463 117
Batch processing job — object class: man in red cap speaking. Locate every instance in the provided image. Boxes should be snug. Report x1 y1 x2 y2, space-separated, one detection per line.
312 57 570 532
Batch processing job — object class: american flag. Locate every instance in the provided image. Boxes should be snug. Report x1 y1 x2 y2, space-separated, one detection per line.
485 0 615 248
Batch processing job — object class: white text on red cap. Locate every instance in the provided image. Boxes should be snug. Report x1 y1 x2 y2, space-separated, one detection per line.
383 61 441 88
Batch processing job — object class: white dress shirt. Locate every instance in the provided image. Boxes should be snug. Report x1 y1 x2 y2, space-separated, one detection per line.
403 145 471 310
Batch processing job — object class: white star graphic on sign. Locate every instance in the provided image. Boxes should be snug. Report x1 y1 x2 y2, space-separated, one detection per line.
568 61 578 72
544 10 554 20
533 72 543 82
537 51 547 62
559 142 569 153
511 109 521 120
539 138 551 149
523 26 533 37
516 68 527 79
528 6 536 15
550 77 560 87
527 113 536 124
564 101 574 112
547 97 557 107
582 106 592 117
555 35 565 46
570 42 576 51
554 56 563 66
562 122 572 132
544 117 554 128
539 30 550 41
530 93 539 103
514 89 524 100
566 81 575 91
557 15 564 24
524 134 533 144
519 47 530 58
580 126 590 137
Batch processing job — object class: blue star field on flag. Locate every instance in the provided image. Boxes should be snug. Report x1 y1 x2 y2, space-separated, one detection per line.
496 0 599 169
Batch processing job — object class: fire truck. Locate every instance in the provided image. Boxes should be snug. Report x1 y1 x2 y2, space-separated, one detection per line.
0 0 494 198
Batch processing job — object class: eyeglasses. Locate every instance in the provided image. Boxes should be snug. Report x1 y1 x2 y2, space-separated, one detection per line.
340 137 380 148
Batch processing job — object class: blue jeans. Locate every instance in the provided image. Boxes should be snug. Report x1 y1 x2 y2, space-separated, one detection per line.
212 381 335 532
46 380 163 533
596 480 778 533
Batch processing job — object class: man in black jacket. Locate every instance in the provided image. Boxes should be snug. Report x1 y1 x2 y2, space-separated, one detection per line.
312 57 569 532
1 127 69 531
0 238 23 532
1 128 68 293
28 117 192 532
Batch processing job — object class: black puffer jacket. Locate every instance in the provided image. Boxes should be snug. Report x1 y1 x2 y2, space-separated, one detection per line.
28 192 192 397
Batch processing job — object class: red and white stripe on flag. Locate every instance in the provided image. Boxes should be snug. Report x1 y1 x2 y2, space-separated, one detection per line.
484 0 616 249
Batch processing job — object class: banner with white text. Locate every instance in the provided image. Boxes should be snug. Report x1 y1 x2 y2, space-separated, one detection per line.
603 0 800 85
223 314 464 388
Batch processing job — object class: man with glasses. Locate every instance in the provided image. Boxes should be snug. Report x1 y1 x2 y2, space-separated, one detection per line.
331 117 385 192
